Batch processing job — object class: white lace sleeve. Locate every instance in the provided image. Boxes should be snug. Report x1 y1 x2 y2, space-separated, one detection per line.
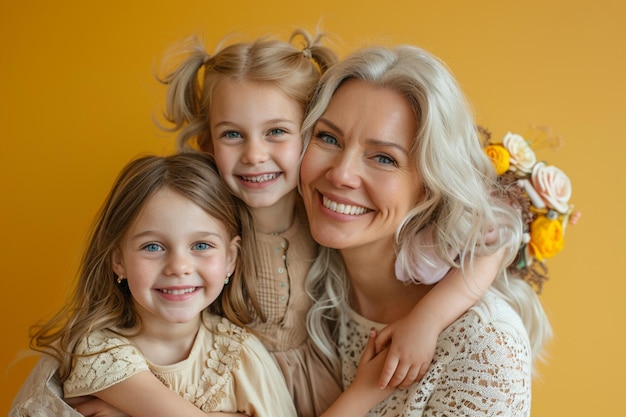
340 295 532 417
63 330 149 398
420 305 532 416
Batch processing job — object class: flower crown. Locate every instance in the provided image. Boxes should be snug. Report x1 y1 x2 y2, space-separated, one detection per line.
481 127 581 293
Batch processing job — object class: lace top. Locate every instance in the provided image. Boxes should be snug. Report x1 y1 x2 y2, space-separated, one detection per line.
63 313 296 417
339 293 532 416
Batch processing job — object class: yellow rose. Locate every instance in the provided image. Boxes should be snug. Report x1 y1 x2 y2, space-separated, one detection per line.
484 145 510 175
528 215 564 262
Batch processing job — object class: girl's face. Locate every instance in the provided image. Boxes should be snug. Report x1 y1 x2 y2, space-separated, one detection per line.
300 79 424 255
112 187 238 327
209 78 303 214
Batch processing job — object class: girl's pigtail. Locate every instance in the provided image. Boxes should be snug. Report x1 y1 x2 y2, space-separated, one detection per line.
158 36 211 151
308 33 338 74
290 29 339 75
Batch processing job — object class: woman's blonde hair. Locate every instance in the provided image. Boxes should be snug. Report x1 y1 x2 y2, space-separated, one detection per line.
303 45 552 369
30 152 260 381
158 28 338 152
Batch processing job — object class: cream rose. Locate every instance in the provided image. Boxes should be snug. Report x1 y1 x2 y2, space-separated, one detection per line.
531 161 572 213
502 132 536 173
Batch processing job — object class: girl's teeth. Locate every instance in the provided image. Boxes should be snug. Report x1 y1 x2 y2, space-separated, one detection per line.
322 196 368 215
160 287 197 295
241 173 279 183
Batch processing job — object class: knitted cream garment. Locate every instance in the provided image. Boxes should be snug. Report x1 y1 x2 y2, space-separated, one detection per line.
339 294 533 416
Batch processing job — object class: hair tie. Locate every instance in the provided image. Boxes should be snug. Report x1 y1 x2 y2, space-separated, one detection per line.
302 48 312 59
203 54 210 65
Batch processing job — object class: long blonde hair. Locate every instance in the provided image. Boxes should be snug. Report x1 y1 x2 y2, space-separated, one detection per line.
303 45 552 367
30 152 259 381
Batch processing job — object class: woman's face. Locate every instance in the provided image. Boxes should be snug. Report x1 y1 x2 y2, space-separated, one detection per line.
300 79 424 253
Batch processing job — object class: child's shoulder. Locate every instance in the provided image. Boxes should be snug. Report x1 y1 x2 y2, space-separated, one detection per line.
202 312 248 335
200 312 274 365
65 329 149 398
75 328 137 356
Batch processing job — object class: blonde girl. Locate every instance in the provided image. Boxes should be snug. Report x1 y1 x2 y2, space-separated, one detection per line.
11 152 296 417
158 28 341 417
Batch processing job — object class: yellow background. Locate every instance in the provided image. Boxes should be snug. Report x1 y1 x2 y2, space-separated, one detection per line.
1 1 624 416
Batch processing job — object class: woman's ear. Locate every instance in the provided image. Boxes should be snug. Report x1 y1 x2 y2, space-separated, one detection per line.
111 247 125 277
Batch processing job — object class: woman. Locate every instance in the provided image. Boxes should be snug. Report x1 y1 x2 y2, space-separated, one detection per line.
300 45 552 416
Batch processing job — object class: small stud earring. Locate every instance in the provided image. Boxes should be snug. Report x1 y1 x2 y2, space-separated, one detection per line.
224 273 231 285
117 275 125 284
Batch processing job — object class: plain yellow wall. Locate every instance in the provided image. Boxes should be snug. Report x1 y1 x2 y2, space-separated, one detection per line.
2 1 624 415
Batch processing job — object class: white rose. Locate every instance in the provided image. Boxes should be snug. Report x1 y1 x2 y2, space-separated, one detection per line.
531 161 572 213
502 132 536 173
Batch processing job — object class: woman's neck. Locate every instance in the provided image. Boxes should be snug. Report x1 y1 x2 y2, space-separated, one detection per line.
342 243 429 324
250 191 297 235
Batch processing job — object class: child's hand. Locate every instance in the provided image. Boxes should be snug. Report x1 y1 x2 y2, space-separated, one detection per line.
349 329 394 402
320 330 393 417
375 313 438 389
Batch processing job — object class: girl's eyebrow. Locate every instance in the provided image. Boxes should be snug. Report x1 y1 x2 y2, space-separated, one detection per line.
316 118 410 155
214 118 299 129
129 230 223 241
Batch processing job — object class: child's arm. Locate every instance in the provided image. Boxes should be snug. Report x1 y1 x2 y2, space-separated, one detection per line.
320 330 393 417
90 371 247 417
69 395 247 417
376 248 506 389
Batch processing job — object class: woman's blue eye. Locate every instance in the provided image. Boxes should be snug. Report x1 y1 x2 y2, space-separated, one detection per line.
374 154 398 166
314 132 338 146
193 242 211 250
144 243 162 252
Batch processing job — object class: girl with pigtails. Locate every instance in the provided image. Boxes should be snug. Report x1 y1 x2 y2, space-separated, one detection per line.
157 28 344 417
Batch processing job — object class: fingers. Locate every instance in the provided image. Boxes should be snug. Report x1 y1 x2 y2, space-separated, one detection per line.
378 355 400 389
381 361 431 389
359 328 378 366
398 364 427 388
374 327 391 354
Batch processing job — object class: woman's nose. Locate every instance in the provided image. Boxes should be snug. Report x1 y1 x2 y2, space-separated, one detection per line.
325 152 362 189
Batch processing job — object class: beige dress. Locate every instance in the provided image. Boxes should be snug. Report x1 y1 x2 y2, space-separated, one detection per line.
63 312 297 417
339 293 533 416
251 203 341 417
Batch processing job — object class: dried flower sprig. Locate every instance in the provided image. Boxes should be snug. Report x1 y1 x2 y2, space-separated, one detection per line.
482 127 581 293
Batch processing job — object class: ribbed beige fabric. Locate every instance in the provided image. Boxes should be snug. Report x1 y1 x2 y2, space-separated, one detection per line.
250 202 342 417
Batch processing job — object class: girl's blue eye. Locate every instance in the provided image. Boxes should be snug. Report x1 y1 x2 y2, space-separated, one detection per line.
144 243 162 252
193 242 211 250
224 131 242 139
268 128 286 136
